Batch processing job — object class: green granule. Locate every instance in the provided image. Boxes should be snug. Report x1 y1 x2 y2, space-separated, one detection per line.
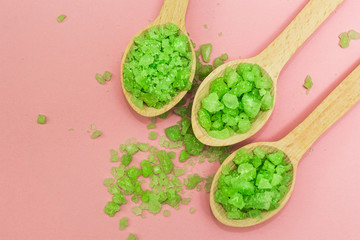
68 128 74 131
348 30 360 40
126 144 139 155
184 133 204 156
199 64 213 80
204 24 208 29
91 130 102 139
131 206 142 216
174 106 187 117
57 14 66 23
176 98 187 107
168 151 176 159
184 174 203 190
111 165 125 179
196 184 201 191
137 142 150 152
37 114 46 124
198 64 274 139
304 75 313 92
204 174 214 193
147 123 156 129
103 71 112 81
123 23 193 109
126 233 138 240
119 144 126 153
110 149 119 162
215 147 293 219
158 111 170 119
163 209 170 217
162 140 169 148
90 124 96 130
121 154 132 166
179 149 191 162
165 125 182 141
108 184 121 194
213 58 224 68
174 168 186 177
148 131 158 140
104 178 114 187
104 201 120 217
218 32 223 37
200 43 212 63
96 73 105 84
131 195 140 203
189 207 196 214
131 95 144 109
339 32 350 48
181 198 191 205
119 217 128 230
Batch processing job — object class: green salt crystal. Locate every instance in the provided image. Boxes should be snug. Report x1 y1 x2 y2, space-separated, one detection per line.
131 195 140 203
119 217 128 230
165 125 182 141
204 174 214 193
184 133 204 156
189 207 196 214
110 149 119 162
104 178 114 187
137 142 150 152
339 32 350 48
148 131 158 140
140 160 153 177
57 14 66 23
37 114 47 124
126 143 139 155
104 201 120 217
112 192 126 205
131 206 142 216
117 176 134 195
156 150 174 174
91 130 102 139
126 233 138 240
184 174 203 190
103 71 112 81
200 43 212 63
168 151 176 159
303 75 313 90
108 184 121 194
348 29 360 40
120 154 132 166
96 73 105 84
163 209 170 217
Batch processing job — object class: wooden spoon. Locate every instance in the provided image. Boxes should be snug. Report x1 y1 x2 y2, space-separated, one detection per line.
192 0 344 146
210 64 360 227
120 0 196 117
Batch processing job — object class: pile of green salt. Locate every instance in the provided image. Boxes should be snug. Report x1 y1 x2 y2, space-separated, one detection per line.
198 63 274 139
123 23 193 109
215 147 292 219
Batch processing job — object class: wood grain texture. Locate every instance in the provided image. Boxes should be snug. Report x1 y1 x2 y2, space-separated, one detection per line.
210 64 360 227
120 0 196 117
192 0 344 146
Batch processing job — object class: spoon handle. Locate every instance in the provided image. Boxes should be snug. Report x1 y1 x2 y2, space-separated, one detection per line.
154 0 190 29
280 64 360 161
257 0 344 79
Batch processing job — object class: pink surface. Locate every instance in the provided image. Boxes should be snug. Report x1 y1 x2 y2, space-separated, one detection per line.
1 0 360 239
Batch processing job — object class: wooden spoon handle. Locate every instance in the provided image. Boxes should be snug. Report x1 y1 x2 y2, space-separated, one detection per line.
154 0 190 30
257 0 344 79
280 64 360 161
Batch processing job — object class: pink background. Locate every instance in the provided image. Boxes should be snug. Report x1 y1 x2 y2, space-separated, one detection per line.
1 0 360 239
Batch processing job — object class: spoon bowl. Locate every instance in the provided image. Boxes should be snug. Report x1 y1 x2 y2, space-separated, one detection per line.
210 64 360 227
121 0 196 117
192 0 344 146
